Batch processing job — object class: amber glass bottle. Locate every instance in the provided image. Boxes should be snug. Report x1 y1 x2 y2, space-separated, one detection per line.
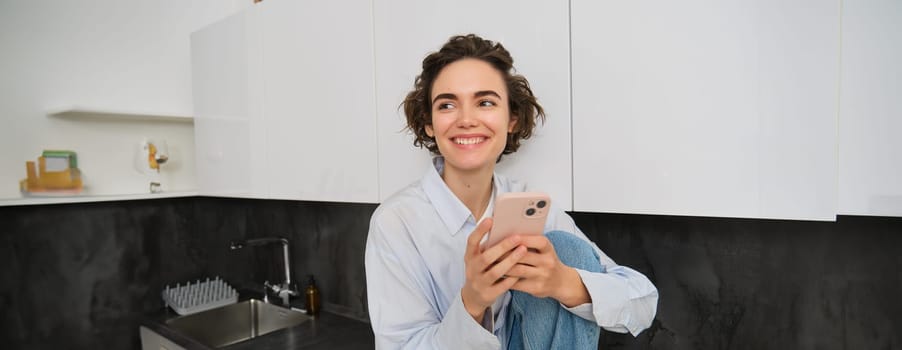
305 275 320 316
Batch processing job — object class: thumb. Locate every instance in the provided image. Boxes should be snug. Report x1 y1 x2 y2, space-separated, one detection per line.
467 217 493 255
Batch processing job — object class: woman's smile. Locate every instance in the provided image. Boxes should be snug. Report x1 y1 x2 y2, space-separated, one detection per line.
452 135 487 146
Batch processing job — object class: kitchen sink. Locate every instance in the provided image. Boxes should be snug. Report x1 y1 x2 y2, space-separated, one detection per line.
165 299 311 348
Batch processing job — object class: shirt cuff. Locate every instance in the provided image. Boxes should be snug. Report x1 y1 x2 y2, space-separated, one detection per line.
575 268 632 331
561 301 596 322
443 292 501 349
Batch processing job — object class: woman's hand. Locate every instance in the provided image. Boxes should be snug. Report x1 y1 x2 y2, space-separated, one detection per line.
507 235 591 307
460 218 528 321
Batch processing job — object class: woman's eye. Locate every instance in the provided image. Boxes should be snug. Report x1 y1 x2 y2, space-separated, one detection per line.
437 102 455 110
478 100 496 107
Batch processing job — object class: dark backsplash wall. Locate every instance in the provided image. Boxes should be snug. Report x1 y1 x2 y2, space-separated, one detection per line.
570 213 902 349
0 197 376 349
1 198 900 349
1 198 200 349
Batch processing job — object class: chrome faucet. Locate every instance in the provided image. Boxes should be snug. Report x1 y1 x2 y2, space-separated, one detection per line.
229 237 299 305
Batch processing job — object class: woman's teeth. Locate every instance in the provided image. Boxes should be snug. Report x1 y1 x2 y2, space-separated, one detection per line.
454 137 485 145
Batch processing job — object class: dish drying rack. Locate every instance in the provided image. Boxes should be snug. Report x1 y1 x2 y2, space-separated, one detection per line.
162 277 238 315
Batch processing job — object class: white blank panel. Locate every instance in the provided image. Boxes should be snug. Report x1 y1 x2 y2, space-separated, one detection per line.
374 0 572 209
191 9 268 197
262 0 378 203
572 0 839 220
838 0 902 216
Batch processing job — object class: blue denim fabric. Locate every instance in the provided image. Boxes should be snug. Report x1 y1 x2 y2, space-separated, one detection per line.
505 231 605 350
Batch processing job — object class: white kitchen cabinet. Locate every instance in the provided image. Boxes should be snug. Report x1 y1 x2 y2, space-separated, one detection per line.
191 0 378 202
571 0 840 220
261 0 378 203
373 0 573 209
191 8 268 198
0 0 237 199
837 0 902 217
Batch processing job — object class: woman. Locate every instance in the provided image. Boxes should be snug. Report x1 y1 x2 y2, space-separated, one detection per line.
366 34 658 349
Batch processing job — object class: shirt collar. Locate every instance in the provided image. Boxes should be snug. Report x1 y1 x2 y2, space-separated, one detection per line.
422 157 500 236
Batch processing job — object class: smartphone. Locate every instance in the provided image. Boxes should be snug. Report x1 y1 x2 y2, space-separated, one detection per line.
482 192 551 249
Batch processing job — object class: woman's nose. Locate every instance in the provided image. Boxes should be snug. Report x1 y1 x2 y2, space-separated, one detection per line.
455 105 478 128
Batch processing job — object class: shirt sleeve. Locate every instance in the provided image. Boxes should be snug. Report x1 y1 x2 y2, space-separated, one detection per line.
365 214 501 350
549 211 659 336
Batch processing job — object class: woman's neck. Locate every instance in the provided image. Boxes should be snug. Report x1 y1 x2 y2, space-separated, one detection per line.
442 165 494 220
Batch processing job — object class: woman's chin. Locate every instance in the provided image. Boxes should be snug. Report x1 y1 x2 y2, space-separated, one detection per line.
442 157 497 174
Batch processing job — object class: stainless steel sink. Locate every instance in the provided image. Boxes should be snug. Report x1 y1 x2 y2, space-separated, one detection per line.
165 299 311 348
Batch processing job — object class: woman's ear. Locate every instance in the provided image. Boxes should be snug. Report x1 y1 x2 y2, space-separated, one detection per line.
508 115 518 133
425 124 434 137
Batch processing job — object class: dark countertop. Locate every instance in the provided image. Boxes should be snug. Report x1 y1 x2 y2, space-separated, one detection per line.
142 296 374 350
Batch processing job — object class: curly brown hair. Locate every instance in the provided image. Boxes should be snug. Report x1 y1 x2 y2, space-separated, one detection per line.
402 34 545 160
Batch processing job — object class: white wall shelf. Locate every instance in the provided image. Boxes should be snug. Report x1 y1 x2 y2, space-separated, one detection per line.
47 105 194 123
0 191 198 207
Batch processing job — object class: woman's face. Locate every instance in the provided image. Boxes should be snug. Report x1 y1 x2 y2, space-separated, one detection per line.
427 58 516 175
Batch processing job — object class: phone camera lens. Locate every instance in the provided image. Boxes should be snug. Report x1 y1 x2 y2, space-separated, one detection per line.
525 208 536 216
537 200 547 209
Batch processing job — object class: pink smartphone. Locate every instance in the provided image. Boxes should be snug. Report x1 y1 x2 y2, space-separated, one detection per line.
482 192 551 249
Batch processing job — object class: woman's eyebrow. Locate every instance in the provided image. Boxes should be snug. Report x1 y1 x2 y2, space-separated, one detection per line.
474 90 501 99
432 90 501 105
432 93 457 104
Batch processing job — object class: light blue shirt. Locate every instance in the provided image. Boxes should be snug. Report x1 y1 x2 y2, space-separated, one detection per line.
365 157 659 349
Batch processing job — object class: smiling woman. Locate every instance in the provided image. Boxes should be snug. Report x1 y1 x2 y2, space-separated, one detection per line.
365 34 658 350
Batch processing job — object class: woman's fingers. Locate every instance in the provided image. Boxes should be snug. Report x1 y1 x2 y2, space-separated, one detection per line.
466 218 494 256
484 245 527 281
517 234 551 252
505 262 538 279
479 236 524 271
511 235 556 267
463 219 531 313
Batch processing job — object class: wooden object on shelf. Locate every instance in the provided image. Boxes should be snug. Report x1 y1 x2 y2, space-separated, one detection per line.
20 150 84 196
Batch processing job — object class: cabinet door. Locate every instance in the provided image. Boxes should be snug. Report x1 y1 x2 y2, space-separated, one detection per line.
261 0 378 203
838 0 902 216
374 0 573 209
572 0 840 220
191 8 268 198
